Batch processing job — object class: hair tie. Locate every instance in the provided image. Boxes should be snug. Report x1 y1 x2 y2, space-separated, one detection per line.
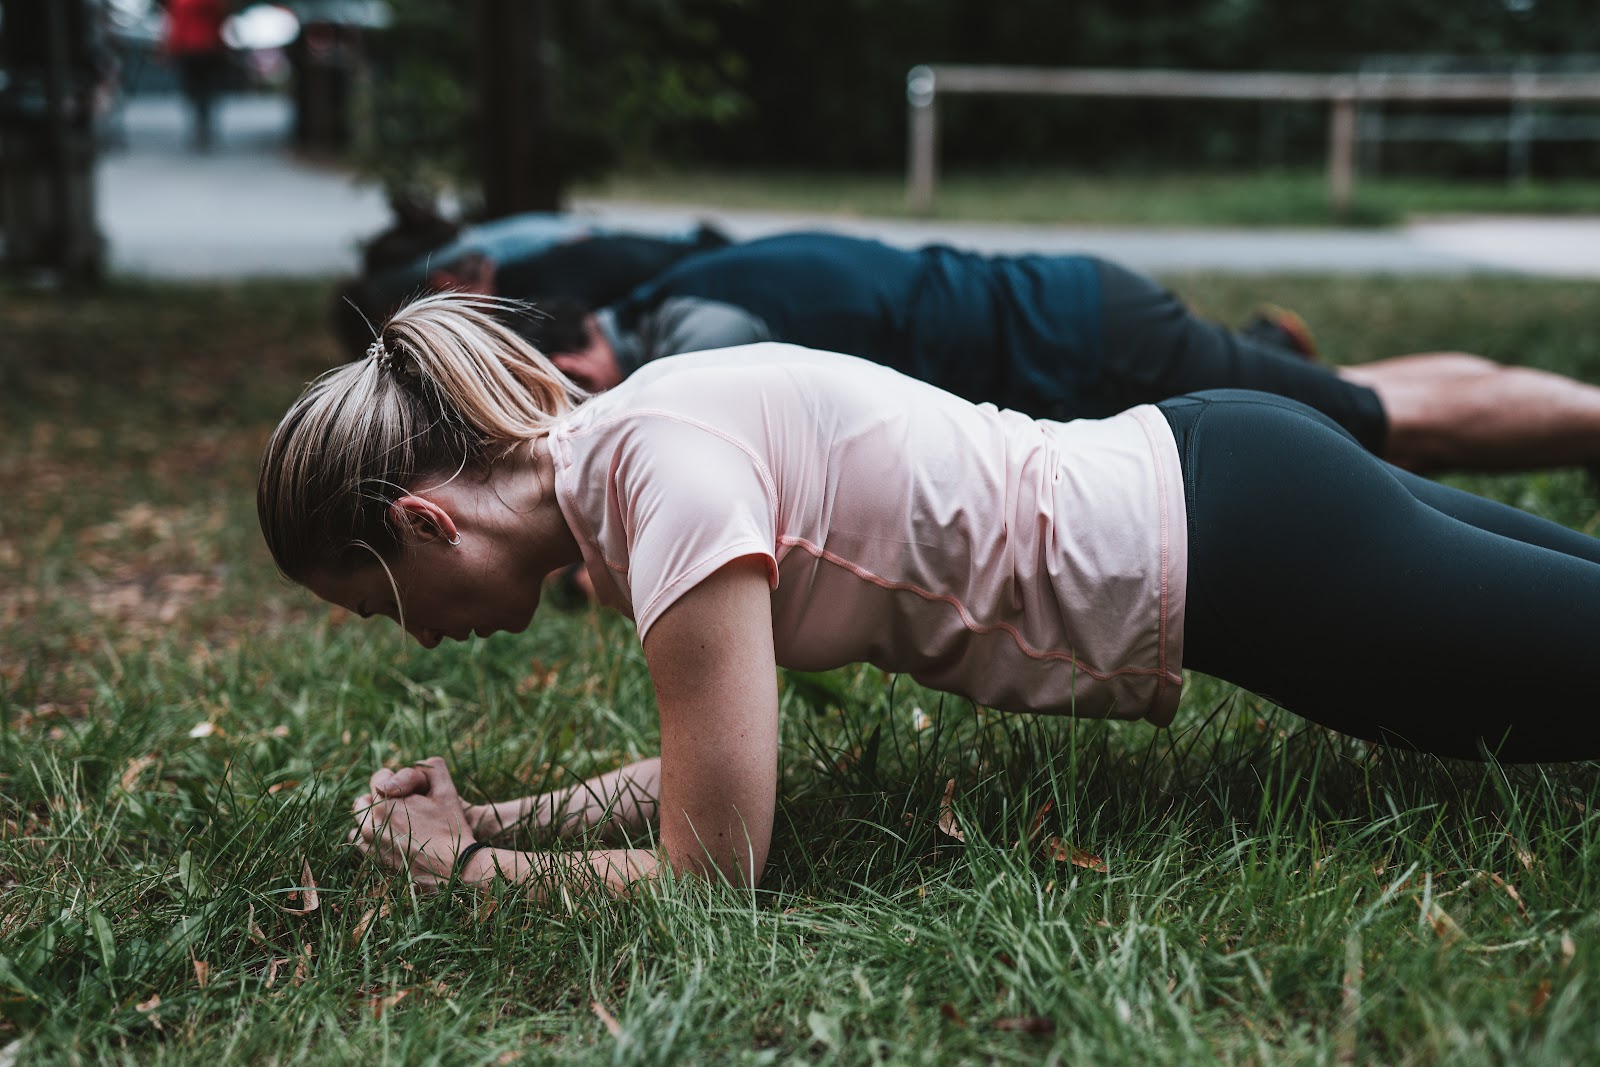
367 338 413 379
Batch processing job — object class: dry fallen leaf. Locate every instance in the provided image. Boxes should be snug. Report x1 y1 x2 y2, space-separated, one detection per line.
516 668 561 695
1023 800 1054 848
365 987 411 1018
351 902 392 945
266 957 287 987
992 1016 1055 1035
1562 932 1577 965
246 904 272 947
939 1002 966 1027
84 569 224 628
136 994 160 1013
1072 846 1107 872
192 958 210 989
282 858 320 915
1046 836 1107 872
1427 901 1463 945
1478 871 1528 918
911 706 932 731
591 1000 622 1037
936 779 965 843
1530 978 1552 1016
188 721 216 739
119 755 156 791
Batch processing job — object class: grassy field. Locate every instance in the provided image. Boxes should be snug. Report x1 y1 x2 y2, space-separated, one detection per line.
577 167 1600 228
3 275 1600 1063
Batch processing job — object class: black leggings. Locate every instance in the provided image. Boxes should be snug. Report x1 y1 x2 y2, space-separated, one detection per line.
1087 260 1390 452
1159 390 1600 762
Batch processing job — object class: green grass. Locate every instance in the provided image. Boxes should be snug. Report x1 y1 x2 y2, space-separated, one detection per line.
3 276 1600 1063
577 167 1600 228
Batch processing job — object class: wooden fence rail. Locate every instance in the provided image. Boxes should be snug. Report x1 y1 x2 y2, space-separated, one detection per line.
904 65 1600 216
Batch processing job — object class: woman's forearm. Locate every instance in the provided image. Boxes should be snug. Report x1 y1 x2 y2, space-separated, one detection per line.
475 757 661 841
460 844 660 898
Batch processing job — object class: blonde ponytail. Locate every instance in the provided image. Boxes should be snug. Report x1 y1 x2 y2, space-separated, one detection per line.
258 292 584 581
380 292 583 440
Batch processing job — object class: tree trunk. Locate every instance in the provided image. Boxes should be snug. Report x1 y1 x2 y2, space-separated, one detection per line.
477 0 561 217
0 0 104 285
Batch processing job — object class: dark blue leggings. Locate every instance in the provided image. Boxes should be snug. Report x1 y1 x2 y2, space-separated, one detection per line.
1159 390 1600 762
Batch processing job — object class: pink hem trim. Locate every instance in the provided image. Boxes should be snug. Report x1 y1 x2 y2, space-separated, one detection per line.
777 534 1171 684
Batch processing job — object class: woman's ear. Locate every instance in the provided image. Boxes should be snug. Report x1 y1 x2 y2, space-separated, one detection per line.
391 495 461 546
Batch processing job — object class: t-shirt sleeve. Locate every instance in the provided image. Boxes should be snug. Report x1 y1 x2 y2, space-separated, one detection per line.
611 416 780 640
641 296 772 358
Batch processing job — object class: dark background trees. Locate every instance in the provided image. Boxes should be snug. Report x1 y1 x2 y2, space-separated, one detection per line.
365 0 748 211
366 0 1600 211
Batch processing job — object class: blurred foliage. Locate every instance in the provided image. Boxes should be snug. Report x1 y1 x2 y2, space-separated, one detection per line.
689 0 1600 172
360 0 749 209
364 0 1600 201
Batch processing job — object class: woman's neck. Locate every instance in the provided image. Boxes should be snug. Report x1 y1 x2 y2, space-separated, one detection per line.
484 438 584 572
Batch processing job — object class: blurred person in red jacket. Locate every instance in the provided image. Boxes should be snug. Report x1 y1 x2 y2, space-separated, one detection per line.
164 0 230 150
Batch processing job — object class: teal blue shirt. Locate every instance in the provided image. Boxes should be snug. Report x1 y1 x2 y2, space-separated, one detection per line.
609 232 1104 419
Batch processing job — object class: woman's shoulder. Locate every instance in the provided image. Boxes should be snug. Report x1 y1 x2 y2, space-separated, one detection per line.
559 346 799 433
562 344 949 454
595 343 861 407
636 341 851 378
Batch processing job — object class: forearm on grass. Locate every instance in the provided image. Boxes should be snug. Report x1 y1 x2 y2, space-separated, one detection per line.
468 557 781 891
473 757 661 842
459 844 661 898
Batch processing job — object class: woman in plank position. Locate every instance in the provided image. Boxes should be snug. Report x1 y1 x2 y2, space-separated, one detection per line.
258 294 1600 895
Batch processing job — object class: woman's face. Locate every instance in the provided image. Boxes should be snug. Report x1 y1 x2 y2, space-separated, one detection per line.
307 535 544 649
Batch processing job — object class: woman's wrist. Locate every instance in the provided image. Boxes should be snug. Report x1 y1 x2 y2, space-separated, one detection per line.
454 841 497 885
463 803 497 838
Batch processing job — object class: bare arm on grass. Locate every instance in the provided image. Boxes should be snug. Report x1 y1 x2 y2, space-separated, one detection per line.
350 556 781 895
369 757 663 844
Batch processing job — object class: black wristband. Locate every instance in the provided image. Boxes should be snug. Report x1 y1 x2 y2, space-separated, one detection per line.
453 840 493 879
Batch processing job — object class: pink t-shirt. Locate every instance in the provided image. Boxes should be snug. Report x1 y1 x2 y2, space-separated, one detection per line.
548 344 1188 725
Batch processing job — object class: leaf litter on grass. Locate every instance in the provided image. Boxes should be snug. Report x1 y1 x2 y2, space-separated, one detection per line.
3 278 1600 1062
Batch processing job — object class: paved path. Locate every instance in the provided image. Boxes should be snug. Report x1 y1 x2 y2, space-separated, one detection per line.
99 94 390 278
98 94 1600 280
574 200 1600 276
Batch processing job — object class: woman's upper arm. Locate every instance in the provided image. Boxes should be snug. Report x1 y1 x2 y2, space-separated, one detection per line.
641 554 779 887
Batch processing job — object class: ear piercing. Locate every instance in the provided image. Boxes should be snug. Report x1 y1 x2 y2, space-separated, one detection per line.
446 533 462 547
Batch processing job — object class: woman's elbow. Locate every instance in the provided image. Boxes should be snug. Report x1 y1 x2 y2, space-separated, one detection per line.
665 840 768 889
